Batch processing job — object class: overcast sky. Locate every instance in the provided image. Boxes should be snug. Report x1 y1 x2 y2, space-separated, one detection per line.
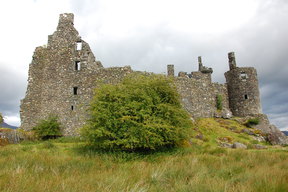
0 0 287 130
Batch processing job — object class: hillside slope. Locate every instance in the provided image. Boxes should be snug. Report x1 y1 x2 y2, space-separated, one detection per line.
282 131 288 136
190 118 269 148
0 122 17 129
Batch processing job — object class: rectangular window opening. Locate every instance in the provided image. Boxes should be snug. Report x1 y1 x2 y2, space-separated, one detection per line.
240 72 248 80
244 94 248 100
76 42 82 50
75 61 81 70
73 87 78 95
71 105 74 110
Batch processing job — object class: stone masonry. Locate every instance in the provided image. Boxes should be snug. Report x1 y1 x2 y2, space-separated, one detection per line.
20 13 288 144
20 13 132 135
225 52 262 116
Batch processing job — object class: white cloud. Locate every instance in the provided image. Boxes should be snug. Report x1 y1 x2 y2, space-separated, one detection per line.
3 115 20 127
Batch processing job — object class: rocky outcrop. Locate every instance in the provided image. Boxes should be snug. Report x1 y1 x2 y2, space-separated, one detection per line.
249 114 288 145
232 142 247 149
232 114 288 145
253 144 267 149
220 142 248 149
220 142 233 148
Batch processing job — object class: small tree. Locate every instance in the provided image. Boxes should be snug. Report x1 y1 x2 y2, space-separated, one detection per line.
81 74 192 151
32 115 62 140
0 113 3 124
245 118 260 128
216 94 223 110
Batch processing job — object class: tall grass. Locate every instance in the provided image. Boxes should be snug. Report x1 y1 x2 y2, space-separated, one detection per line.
0 141 287 192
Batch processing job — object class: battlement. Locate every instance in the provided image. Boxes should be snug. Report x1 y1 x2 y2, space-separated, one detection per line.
168 57 213 83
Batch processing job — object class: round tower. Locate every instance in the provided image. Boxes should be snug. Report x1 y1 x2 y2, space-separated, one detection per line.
224 52 262 116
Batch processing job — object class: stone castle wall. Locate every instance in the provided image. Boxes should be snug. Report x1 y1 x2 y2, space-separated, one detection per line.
20 13 133 135
175 77 229 118
20 13 263 136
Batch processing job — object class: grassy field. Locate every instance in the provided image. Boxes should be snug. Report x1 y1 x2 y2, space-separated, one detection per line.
0 118 288 192
0 141 287 191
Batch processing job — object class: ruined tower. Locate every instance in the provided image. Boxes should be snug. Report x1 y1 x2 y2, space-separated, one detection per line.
224 52 262 116
20 13 103 135
20 13 132 135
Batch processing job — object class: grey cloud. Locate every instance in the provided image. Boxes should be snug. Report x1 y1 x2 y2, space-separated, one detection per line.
0 64 27 116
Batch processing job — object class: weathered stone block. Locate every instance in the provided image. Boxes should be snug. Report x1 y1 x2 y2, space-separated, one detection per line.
232 142 247 149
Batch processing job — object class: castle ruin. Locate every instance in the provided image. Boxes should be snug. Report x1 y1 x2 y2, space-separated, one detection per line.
20 13 288 144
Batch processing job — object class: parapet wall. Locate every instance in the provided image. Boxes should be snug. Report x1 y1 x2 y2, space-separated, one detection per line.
175 77 229 118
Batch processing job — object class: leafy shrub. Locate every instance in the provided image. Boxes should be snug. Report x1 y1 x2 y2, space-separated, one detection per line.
0 112 3 124
81 74 192 151
216 95 223 110
32 115 62 140
245 118 260 128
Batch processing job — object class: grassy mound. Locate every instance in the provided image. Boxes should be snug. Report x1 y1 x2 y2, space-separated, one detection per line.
190 118 268 148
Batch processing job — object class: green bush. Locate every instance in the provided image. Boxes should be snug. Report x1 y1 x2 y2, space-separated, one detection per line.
216 94 223 110
81 74 192 151
0 112 3 124
32 115 62 140
245 118 260 128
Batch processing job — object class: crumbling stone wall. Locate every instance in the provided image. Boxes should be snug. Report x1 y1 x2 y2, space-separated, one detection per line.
20 13 265 136
190 71 212 83
20 13 132 135
175 77 229 118
171 56 229 118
